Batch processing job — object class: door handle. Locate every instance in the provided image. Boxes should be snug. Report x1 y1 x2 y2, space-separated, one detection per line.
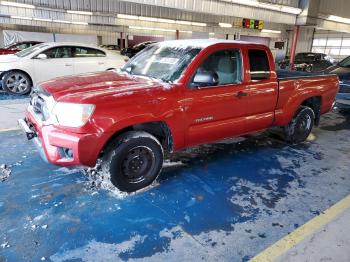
65 63 72 66
235 91 248 98
98 62 105 65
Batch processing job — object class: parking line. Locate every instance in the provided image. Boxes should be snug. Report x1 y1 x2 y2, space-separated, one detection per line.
0 127 20 132
250 194 350 262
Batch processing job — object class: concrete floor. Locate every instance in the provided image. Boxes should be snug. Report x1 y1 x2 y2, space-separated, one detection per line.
276 207 350 262
0 97 349 261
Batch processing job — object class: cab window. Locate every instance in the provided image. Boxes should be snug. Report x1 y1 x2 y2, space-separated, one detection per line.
248 49 270 81
191 49 242 88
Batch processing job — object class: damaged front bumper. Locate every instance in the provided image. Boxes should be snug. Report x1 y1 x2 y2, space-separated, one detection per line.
18 109 110 168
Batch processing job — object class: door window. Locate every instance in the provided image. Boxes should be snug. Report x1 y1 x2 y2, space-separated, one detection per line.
41 46 73 59
73 47 106 57
191 49 242 88
248 49 270 81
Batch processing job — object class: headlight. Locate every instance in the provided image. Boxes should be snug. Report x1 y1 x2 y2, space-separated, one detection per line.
52 102 95 128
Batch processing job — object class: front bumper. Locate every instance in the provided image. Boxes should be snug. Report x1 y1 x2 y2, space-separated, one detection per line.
18 111 109 167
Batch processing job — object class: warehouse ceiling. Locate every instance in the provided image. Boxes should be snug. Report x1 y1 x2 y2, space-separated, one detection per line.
1 0 350 37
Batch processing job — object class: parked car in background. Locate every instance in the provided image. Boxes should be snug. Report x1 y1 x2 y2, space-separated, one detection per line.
0 42 126 95
323 56 350 110
120 41 156 58
293 52 334 72
278 53 334 72
0 41 42 55
18 39 339 192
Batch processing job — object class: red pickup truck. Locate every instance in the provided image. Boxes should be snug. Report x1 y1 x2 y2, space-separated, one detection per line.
18 39 339 192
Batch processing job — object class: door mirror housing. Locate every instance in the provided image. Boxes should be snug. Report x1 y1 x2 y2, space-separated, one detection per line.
192 71 219 88
36 53 47 60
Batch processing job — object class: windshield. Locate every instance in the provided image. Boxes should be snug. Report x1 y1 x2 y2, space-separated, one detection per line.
121 44 201 83
15 43 50 57
339 56 350 68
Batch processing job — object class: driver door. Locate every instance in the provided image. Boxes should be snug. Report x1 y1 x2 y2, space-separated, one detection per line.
33 46 75 83
183 48 249 147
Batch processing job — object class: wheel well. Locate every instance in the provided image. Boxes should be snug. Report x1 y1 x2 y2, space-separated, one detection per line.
2 69 33 86
102 121 174 155
301 96 322 126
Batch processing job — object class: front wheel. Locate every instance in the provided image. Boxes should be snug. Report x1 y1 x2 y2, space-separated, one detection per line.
2 71 32 95
102 131 164 192
284 106 315 143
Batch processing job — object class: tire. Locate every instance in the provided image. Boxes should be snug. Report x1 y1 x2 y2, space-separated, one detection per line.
284 106 315 143
2 71 32 95
102 131 164 192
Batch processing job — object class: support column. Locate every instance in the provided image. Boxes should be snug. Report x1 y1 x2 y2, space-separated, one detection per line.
175 30 179 40
289 25 300 70
120 32 124 49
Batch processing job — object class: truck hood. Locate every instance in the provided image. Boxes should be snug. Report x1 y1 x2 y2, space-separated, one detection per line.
0 54 21 63
39 71 169 103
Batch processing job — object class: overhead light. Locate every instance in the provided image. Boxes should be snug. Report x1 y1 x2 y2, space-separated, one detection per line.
261 29 281 34
117 14 139 20
179 30 192 33
117 14 205 27
209 32 215 35
34 18 52 22
53 20 71 24
157 18 176 24
327 15 350 25
72 21 88 25
219 22 232 28
67 10 93 16
129 26 176 32
176 20 192 25
1 1 35 9
191 22 207 27
11 15 32 20
228 0 302 15
139 16 158 22
280 6 303 15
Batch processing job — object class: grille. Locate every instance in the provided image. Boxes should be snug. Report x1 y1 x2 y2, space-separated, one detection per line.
30 91 50 121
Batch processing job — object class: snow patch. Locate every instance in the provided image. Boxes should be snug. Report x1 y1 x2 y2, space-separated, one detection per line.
0 164 11 182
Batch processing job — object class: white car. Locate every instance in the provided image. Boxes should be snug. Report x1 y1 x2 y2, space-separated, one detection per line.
0 42 126 95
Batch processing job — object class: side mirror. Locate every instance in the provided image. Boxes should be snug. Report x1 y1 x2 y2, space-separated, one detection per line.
192 71 219 88
36 53 47 60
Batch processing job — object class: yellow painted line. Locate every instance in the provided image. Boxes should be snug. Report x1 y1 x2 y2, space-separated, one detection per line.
250 194 350 262
0 127 20 132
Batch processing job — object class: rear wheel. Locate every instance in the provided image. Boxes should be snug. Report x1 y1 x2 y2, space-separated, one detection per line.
284 106 315 143
2 71 32 95
102 131 163 192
